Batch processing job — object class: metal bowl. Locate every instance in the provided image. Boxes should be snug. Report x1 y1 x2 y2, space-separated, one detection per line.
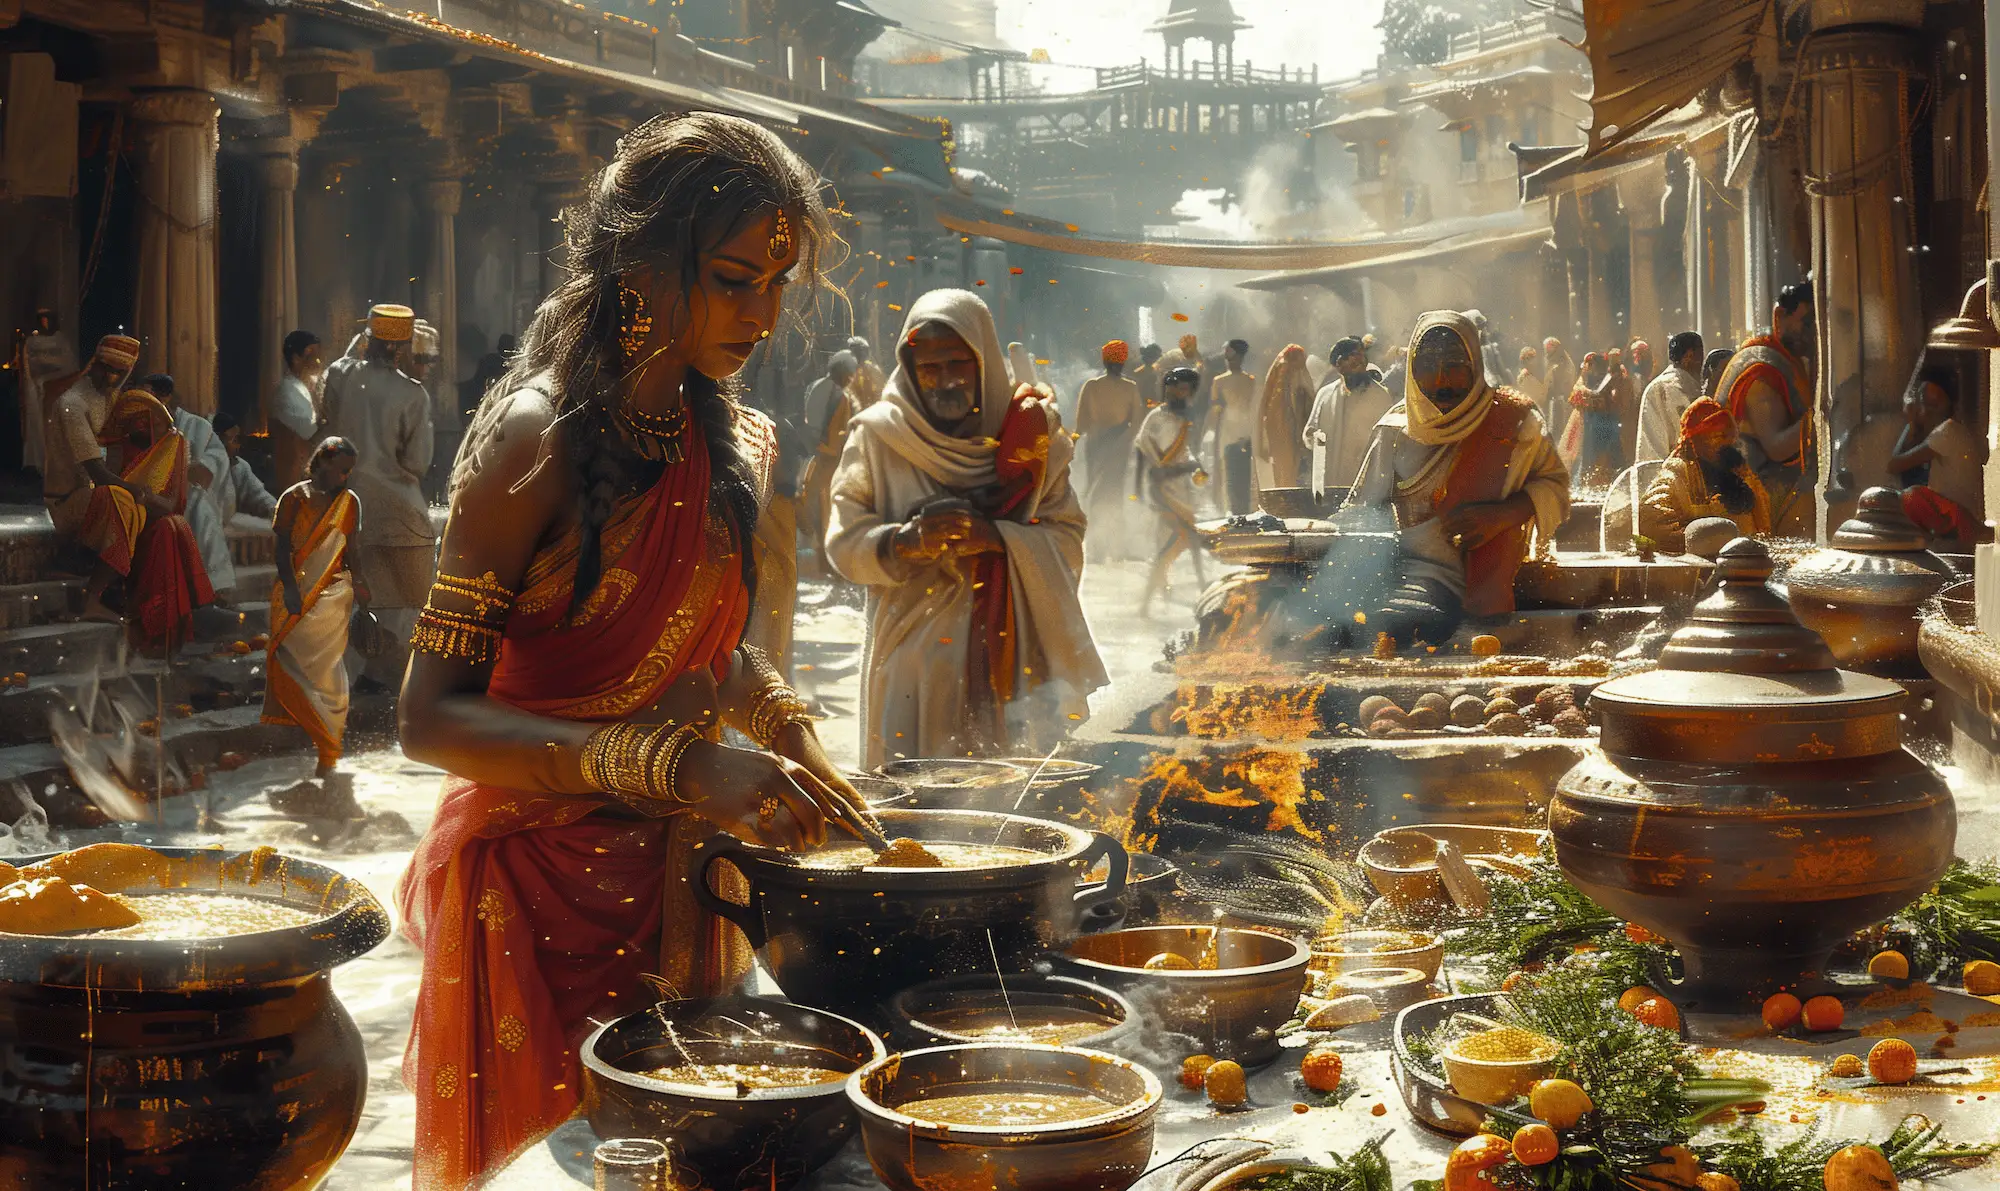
888 973 1135 1051
691 809 1128 1016
1311 929 1444 982
1256 486 1344 520
875 758 1026 796
1059 925 1309 1067
582 994 884 1191
847 1044 1161 1191
844 773 913 807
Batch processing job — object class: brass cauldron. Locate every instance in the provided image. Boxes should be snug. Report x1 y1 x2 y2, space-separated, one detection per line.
691 809 1127 1017
1550 539 1955 1003
1060 925 1309 1066
1783 486 1954 675
0 846 390 1190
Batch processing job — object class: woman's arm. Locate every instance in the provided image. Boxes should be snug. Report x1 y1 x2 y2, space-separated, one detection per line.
274 489 303 617
396 391 841 850
396 390 595 794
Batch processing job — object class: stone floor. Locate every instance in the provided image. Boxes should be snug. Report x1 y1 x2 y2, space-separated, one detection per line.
9 547 2000 1189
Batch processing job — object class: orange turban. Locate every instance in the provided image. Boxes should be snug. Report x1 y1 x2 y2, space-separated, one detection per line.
1281 343 1306 365
94 334 141 370
1102 340 1129 365
1178 333 1198 355
1679 397 1733 444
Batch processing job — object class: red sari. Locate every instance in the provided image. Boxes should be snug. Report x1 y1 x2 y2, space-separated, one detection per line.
93 391 213 648
396 418 753 1190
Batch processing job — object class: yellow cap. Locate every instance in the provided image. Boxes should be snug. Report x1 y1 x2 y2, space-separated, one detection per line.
368 304 417 342
94 334 141 369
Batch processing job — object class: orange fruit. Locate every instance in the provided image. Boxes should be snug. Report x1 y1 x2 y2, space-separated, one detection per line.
1867 1038 1918 1085
1204 1059 1247 1107
1802 995 1846 1032
1646 1146 1703 1188
1528 1078 1592 1128
1443 1133 1513 1191
1629 994 1681 1032
1964 960 2000 996
1511 1123 1559 1166
1617 985 1658 1012
1829 1053 1864 1077
1299 1046 1344 1092
1179 1054 1215 1090
1696 1174 1743 1191
1761 992 1802 1031
1500 970 1528 991
1867 950 1910 981
1823 1144 1897 1191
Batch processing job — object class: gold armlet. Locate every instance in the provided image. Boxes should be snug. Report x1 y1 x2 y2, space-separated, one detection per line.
411 607 504 664
580 722 704 811
412 571 519 664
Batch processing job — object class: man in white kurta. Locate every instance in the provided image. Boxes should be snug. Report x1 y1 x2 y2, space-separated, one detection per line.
1339 311 1570 649
1137 368 1209 615
141 372 235 596
827 289 1108 768
1305 336 1396 494
16 309 74 474
1633 331 1706 465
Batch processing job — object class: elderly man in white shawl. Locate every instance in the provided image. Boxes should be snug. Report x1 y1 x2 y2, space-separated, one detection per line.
1337 310 1570 651
828 289 1108 767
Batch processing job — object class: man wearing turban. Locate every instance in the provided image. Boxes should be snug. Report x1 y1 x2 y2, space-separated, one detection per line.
1339 311 1570 650
41 334 150 623
1637 397 1770 554
1073 340 1145 559
827 289 1107 766
1136 366 1210 614
320 303 437 686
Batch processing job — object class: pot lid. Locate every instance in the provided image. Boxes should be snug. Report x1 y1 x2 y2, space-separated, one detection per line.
1593 537 1904 718
1826 487 1948 556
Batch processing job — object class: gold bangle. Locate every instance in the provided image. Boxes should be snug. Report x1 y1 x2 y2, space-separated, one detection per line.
654 725 703 805
747 684 812 746
411 607 505 664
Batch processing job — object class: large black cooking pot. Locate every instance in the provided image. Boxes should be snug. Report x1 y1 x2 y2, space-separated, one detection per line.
581 994 884 1191
691 809 1127 1017
0 845 390 1190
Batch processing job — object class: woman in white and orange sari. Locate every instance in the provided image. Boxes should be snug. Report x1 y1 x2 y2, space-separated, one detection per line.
263 438 363 777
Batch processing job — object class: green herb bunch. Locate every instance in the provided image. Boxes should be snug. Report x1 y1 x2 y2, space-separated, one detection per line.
1444 843 1674 989
1700 1114 1996 1190
1885 858 2000 977
1234 1136 1393 1191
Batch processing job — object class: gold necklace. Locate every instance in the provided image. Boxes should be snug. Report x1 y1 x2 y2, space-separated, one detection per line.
616 401 688 464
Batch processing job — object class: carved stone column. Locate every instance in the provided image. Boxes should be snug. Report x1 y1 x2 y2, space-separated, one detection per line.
1805 4 1924 540
1621 165 1668 357
417 172 463 394
534 180 580 301
252 135 302 431
131 89 220 414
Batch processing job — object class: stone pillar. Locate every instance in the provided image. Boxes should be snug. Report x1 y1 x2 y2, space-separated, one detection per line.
534 181 580 301
130 89 220 415
252 136 302 432
418 173 462 396
1805 4 1924 541
1621 166 1668 355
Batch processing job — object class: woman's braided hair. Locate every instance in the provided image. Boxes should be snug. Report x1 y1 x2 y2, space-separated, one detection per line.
465 111 834 617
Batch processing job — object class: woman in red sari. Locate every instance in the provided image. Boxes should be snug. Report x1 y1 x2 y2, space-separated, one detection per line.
395 113 873 1190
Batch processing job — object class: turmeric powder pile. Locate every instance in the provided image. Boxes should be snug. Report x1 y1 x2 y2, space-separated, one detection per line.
0 843 176 935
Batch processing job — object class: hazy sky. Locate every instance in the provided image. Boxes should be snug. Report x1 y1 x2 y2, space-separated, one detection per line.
997 0 1386 82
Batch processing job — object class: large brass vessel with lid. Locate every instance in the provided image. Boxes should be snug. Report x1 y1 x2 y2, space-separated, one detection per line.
1783 486 1954 675
1550 538 1954 1001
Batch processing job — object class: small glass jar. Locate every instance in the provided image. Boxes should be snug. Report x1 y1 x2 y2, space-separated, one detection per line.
594 1136 672 1191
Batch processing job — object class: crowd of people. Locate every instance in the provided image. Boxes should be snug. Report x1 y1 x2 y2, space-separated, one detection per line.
10 107 1996 1191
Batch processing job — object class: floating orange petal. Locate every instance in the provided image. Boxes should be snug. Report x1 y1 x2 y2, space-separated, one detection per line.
1171 313 1190 322
888 303 904 311
875 280 889 288
1064 223 1080 232
975 279 987 286
1009 267 1025 275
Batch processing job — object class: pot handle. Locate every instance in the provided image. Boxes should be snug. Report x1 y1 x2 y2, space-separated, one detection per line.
1072 832 1129 917
690 835 767 950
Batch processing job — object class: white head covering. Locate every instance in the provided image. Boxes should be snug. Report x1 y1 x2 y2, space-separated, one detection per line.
1007 341 1039 388
1399 309 1492 447
853 288 1069 516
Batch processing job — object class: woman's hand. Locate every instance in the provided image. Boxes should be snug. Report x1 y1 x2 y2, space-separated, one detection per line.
767 720 878 839
678 739 834 852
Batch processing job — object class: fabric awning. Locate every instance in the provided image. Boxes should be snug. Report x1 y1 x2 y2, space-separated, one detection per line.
932 199 1439 270
1236 224 1552 291
1576 0 1765 157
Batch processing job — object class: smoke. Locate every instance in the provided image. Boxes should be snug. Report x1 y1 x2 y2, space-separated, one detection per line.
0 783 52 857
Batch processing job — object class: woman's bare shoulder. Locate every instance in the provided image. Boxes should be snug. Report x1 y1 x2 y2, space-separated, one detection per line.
451 383 571 509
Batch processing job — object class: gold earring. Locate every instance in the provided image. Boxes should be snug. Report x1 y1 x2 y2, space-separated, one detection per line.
768 208 793 260
617 284 653 358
